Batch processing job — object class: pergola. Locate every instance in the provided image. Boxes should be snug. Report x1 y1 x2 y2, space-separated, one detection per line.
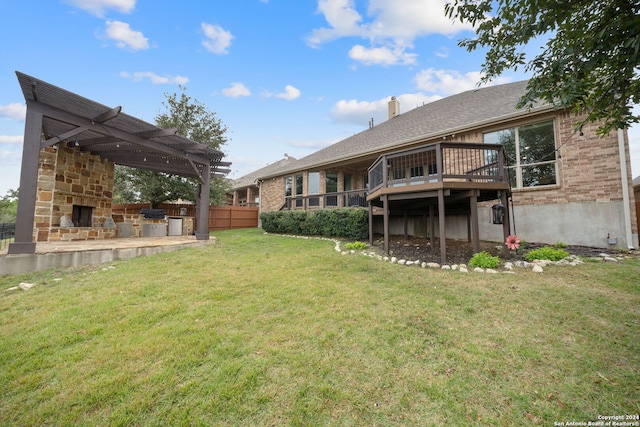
8 71 231 254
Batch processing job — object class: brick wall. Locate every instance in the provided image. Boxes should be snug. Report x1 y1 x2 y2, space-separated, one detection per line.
510 110 637 234
258 110 637 235
260 177 285 212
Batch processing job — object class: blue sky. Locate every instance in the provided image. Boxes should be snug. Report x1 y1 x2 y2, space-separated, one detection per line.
1 0 639 196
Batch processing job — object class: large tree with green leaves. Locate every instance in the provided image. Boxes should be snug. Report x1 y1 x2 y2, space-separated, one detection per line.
445 0 640 135
114 87 232 207
0 188 19 223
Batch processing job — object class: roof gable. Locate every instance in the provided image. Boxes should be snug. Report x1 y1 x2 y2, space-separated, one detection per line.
233 156 297 189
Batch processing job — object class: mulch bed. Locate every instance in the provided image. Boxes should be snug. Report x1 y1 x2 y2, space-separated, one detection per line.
370 235 627 265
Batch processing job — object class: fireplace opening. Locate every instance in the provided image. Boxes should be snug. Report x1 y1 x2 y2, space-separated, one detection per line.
72 205 93 227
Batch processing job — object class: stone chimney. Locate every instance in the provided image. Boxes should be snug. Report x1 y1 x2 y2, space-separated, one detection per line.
388 96 400 119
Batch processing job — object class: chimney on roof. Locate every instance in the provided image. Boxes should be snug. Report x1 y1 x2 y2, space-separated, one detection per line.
388 96 400 119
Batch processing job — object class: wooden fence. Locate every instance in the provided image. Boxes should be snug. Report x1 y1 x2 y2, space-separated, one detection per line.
111 203 259 231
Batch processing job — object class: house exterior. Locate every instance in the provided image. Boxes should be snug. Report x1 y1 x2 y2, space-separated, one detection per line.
231 155 297 207
237 80 638 251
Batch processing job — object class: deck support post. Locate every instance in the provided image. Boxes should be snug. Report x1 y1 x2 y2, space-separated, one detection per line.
403 210 408 239
501 191 511 258
437 189 446 265
383 195 389 255
470 193 480 254
422 213 428 241
368 203 373 245
429 204 435 251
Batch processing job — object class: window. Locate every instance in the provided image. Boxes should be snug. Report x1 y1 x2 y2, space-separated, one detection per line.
295 174 303 196
308 172 320 194
284 176 292 198
326 171 338 193
484 120 557 189
344 173 352 191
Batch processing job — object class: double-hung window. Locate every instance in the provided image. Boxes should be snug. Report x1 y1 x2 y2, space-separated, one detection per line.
484 120 557 189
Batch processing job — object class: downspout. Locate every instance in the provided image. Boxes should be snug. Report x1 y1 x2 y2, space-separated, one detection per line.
618 128 635 249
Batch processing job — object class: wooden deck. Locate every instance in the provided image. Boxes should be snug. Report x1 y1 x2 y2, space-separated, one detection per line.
366 142 512 264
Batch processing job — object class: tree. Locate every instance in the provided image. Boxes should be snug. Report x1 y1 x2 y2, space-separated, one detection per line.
445 0 640 135
114 86 231 206
0 188 19 223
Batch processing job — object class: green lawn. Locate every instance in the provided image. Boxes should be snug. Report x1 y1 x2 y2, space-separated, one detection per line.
1 228 638 426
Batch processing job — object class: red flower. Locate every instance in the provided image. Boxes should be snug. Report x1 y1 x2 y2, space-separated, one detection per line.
506 235 520 251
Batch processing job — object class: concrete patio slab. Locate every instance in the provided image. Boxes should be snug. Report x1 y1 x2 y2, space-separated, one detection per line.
0 236 215 276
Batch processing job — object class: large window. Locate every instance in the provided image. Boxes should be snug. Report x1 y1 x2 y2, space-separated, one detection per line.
308 172 320 195
326 171 338 193
484 120 557 189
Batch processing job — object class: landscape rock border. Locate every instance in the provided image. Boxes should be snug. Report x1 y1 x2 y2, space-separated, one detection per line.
266 232 632 274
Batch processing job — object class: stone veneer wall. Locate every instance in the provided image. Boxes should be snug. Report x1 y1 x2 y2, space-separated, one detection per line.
34 145 115 242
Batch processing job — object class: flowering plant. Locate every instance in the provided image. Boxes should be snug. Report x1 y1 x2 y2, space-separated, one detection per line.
505 234 520 251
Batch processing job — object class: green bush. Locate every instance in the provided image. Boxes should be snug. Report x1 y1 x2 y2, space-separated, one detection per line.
469 251 501 269
346 241 367 250
525 247 569 261
260 208 368 240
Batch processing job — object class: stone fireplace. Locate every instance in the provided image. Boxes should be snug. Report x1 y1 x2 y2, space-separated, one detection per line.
34 144 117 242
72 205 94 227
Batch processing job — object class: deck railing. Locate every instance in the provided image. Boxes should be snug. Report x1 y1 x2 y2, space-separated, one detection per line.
282 189 368 210
368 142 507 193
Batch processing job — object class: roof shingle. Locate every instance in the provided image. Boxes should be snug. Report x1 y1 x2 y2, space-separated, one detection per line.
261 80 552 178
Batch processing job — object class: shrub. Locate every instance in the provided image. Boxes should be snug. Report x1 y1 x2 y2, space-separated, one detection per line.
525 247 569 261
260 208 368 239
469 251 501 269
346 241 367 250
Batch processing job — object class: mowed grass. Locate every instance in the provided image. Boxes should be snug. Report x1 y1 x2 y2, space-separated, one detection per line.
0 228 638 426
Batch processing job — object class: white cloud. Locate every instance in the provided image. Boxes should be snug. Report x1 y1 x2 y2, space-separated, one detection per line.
0 135 23 145
331 92 441 126
307 0 473 66
66 0 136 17
104 20 149 50
414 68 512 95
201 23 234 54
366 0 471 39
307 0 366 46
0 103 26 121
222 82 252 98
348 44 416 66
275 85 301 101
435 47 449 58
0 136 23 176
120 71 189 85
